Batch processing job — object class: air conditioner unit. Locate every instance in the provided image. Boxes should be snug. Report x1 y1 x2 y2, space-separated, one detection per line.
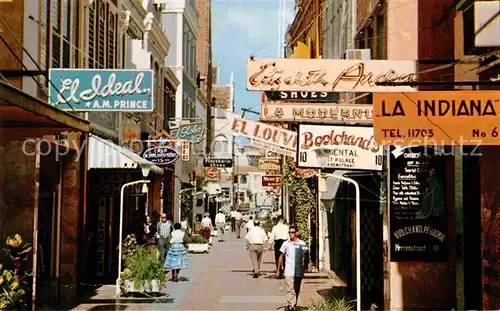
344 49 371 104
344 49 371 60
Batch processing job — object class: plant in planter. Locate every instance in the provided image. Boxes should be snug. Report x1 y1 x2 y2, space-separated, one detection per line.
119 244 165 295
184 234 209 253
0 234 33 310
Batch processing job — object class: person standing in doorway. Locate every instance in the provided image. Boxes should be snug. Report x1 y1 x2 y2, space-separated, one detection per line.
215 210 226 242
156 213 173 262
230 209 237 232
235 209 243 239
276 225 309 311
270 216 289 278
245 220 268 278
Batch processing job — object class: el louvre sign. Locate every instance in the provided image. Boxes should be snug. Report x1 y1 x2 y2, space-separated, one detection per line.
265 91 340 102
49 69 154 111
258 158 281 170
143 146 179 165
247 58 417 93
297 124 383 171
226 115 297 151
261 103 373 123
373 91 500 145
251 140 296 159
170 122 205 143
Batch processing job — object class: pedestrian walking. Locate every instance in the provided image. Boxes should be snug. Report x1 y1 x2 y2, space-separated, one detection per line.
235 209 243 239
215 210 226 242
180 216 189 233
245 216 255 233
270 216 289 278
276 225 309 311
164 223 188 282
156 213 173 262
245 220 268 278
230 209 237 232
200 213 213 244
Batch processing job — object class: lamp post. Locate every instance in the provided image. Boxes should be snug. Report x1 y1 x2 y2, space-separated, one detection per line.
116 164 152 296
319 172 361 311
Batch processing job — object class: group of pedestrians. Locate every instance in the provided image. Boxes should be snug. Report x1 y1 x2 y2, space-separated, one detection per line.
244 215 309 311
141 213 189 282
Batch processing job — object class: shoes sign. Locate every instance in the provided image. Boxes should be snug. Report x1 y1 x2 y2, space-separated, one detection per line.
203 158 233 168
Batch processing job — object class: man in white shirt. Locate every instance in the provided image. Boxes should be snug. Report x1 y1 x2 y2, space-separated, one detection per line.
276 225 309 311
270 216 289 278
215 210 226 242
245 220 268 278
230 209 237 232
235 210 243 239
245 216 255 233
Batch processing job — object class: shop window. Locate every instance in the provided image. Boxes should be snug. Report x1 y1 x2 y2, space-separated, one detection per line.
88 0 118 69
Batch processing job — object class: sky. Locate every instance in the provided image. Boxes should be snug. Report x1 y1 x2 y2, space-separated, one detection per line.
212 0 295 120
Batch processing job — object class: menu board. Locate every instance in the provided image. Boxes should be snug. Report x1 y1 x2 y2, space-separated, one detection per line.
389 146 448 261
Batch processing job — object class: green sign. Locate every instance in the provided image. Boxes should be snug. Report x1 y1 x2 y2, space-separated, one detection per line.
171 122 205 143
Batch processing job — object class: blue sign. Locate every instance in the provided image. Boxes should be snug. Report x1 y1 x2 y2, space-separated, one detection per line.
48 69 154 111
143 146 178 165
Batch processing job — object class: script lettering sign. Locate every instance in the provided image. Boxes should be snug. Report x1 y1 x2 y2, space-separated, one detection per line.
262 175 282 188
49 69 154 111
170 122 205 143
265 91 340 102
261 103 373 123
297 124 383 171
247 58 417 93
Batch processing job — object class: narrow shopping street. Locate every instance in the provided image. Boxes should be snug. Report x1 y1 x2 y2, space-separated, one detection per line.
72 229 336 311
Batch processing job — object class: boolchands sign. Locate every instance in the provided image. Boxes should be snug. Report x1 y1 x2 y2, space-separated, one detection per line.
49 69 154 111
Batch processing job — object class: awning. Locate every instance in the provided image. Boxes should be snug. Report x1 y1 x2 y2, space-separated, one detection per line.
0 81 90 139
88 134 163 175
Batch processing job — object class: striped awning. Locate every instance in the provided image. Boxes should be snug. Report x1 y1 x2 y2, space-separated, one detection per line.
88 134 163 175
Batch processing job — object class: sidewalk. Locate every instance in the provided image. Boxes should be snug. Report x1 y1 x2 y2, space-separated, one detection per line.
71 229 342 310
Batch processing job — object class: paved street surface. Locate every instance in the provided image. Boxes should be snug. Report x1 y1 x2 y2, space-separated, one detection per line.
72 229 337 311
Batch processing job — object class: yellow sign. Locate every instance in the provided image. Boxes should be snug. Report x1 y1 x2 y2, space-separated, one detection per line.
373 91 500 146
258 158 281 170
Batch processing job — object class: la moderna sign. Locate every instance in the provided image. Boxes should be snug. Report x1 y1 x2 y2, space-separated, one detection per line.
143 146 178 165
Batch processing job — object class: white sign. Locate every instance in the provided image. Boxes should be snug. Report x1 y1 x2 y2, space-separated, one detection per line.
297 124 383 171
261 103 373 123
181 140 190 161
223 114 297 151
251 140 296 159
247 58 417 92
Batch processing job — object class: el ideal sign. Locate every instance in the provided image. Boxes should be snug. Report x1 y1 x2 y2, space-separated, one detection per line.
373 91 500 145
49 69 154 111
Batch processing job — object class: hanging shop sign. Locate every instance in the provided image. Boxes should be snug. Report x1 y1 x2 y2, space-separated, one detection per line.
389 146 448 261
264 91 340 102
203 158 233 168
181 141 190 161
373 91 500 145
292 168 318 179
247 58 417 93
153 130 176 147
49 69 154 111
297 124 383 171
142 146 179 165
205 167 220 181
251 140 296 159
170 122 205 143
258 158 281 170
247 154 262 168
262 175 282 187
224 114 297 151
261 103 373 123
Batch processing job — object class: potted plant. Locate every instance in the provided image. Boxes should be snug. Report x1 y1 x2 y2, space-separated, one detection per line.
119 235 165 295
0 234 33 310
185 234 209 253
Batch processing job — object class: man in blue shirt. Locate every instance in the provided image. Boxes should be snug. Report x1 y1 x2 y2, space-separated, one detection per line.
276 225 309 311
156 213 173 262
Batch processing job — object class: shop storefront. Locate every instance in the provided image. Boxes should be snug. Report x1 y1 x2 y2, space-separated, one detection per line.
0 81 90 308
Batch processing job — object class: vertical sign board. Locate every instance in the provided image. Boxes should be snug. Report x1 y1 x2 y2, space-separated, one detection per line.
181 141 190 161
389 146 448 261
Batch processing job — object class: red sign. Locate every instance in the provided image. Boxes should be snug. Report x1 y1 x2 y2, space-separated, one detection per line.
262 175 282 187
206 167 219 179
